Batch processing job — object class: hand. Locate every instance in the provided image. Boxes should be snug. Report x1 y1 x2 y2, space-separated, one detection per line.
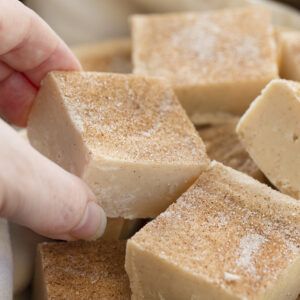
0 0 81 126
0 0 107 240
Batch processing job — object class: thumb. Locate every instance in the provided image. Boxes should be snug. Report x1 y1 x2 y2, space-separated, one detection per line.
0 119 106 240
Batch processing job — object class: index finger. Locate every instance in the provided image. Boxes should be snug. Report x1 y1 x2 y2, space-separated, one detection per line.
0 0 81 125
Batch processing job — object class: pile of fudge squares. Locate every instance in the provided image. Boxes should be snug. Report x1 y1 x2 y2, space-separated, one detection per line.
25 5 300 300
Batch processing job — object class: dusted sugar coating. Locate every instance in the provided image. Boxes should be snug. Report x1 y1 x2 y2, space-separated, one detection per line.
197 119 265 182
60 73 202 163
34 240 130 300
126 162 300 300
131 7 278 117
28 72 209 218
39 72 203 164
237 79 300 199
72 38 132 73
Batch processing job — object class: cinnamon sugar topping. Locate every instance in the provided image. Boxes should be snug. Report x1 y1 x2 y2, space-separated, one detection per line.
132 7 278 86
51 72 205 164
131 162 300 298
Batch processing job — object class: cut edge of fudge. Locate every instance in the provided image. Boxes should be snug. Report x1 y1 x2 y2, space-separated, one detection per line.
126 161 300 300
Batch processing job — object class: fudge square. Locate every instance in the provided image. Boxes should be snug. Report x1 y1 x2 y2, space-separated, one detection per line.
126 162 300 300
197 118 265 182
33 240 130 300
237 79 300 199
28 72 209 219
131 7 278 118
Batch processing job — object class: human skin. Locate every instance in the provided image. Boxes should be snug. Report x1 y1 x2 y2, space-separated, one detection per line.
0 0 106 240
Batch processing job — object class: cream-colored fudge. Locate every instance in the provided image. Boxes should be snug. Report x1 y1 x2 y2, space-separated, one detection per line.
131 7 278 118
277 29 300 81
197 119 265 182
72 38 132 73
28 72 208 218
34 240 130 300
237 79 300 199
126 162 300 300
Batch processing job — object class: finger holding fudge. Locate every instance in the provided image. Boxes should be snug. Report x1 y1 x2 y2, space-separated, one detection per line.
0 119 106 241
28 72 209 219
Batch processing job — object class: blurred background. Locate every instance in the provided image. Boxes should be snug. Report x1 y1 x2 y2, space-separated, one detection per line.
277 0 299 8
21 0 300 46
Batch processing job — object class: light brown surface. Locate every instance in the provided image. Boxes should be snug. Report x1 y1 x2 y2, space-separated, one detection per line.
191 111 238 126
277 28 300 81
72 38 132 73
30 72 205 166
34 240 130 300
126 162 300 299
28 72 209 218
237 79 300 199
197 119 265 182
131 7 278 117
73 38 236 126
102 218 142 241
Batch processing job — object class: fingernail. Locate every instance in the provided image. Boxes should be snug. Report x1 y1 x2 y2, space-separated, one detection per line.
70 202 107 241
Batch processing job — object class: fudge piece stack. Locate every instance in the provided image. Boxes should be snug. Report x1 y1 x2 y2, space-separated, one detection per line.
27 6 300 300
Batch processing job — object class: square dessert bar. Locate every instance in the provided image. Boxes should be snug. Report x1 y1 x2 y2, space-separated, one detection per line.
28 72 209 219
131 7 278 118
126 162 300 300
197 118 265 182
34 240 130 300
237 79 300 199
